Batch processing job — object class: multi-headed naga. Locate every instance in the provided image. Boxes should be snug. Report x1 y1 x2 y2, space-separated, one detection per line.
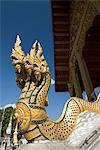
11 35 100 143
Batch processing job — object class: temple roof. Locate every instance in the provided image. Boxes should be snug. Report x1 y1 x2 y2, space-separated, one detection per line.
52 1 100 92
51 0 70 91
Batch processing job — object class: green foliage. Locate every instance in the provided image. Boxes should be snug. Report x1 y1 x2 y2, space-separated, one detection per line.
0 106 22 141
0 107 15 137
11 110 16 138
0 109 3 121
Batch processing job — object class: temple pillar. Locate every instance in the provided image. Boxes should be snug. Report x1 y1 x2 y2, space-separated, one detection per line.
82 59 93 92
75 51 93 101
70 63 82 98
67 82 74 97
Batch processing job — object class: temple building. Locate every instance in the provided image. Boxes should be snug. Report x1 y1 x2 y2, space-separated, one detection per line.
51 0 100 101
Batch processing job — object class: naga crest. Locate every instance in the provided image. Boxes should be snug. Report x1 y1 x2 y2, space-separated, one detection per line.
11 35 49 89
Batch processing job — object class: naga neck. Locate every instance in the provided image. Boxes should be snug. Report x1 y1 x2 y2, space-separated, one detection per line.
19 72 51 106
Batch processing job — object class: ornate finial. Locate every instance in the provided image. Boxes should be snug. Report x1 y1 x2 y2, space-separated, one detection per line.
11 35 25 64
16 35 21 45
30 40 37 58
36 42 45 62
37 42 43 58
14 35 25 56
29 41 37 64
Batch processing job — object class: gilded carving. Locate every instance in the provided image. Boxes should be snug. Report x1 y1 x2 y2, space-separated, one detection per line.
70 1 98 57
11 35 100 143
70 1 86 54
77 3 97 52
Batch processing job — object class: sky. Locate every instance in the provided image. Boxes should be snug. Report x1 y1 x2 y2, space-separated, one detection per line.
0 0 70 120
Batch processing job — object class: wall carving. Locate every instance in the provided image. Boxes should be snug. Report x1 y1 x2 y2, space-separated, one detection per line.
70 1 98 60
70 1 86 55
77 3 98 52
69 1 99 98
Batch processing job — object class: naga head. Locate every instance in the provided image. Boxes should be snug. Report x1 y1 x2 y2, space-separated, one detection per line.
24 40 49 82
11 35 27 89
11 35 25 72
11 35 49 88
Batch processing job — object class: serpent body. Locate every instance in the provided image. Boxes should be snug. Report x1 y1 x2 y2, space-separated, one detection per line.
11 36 100 142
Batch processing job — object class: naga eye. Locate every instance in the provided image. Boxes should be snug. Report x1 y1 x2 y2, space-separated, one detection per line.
41 64 45 68
26 61 30 65
41 64 44 66
12 56 18 60
40 64 44 68
33 64 38 67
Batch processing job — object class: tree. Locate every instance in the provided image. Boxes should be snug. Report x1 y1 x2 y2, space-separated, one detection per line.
1 107 14 137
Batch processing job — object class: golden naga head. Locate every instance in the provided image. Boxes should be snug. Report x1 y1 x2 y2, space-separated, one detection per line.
11 35 49 84
24 40 49 81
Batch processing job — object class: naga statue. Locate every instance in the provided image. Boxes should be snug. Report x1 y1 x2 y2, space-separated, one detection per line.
11 35 100 143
